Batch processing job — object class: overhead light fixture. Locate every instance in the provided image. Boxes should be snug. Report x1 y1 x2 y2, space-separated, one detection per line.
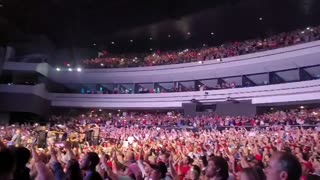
77 68 82 72
56 68 61 71
259 17 263 21
211 32 214 35
130 40 133 42
68 68 73 72
111 41 115 44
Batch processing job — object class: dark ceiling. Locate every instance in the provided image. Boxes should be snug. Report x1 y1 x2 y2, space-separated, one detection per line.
1 0 320 55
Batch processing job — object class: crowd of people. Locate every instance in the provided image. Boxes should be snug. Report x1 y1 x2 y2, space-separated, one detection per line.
0 107 320 180
81 25 320 68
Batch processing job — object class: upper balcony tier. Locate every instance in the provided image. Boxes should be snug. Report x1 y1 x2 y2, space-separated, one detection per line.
3 40 320 84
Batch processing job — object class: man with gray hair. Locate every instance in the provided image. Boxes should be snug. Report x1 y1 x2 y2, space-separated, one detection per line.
266 151 302 180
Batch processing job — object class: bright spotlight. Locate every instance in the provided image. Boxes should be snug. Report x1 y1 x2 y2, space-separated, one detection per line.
56 68 61 71
101 63 104 66
68 68 72 72
77 68 82 72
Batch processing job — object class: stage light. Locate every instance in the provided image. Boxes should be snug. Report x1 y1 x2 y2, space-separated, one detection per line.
67 64 70 67
149 37 153 40
259 17 263 21
111 41 115 44
306 27 310 30
301 31 305 34
93 43 96 46
56 68 61 71
130 40 133 42
211 32 214 35
76 68 82 72
118 109 121 112
68 68 72 72
168 34 171 38
300 106 304 109
187 32 191 35
99 109 102 111
101 63 104 66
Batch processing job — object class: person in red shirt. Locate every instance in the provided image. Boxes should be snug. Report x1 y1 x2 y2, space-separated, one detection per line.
175 156 191 180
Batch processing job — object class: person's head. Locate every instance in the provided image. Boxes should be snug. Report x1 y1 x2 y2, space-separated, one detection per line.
150 161 167 180
66 159 83 180
205 156 229 180
240 167 266 180
9 147 31 168
125 150 135 161
80 152 100 171
266 152 302 180
185 165 201 180
15 129 21 135
0 148 16 180
159 153 170 165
